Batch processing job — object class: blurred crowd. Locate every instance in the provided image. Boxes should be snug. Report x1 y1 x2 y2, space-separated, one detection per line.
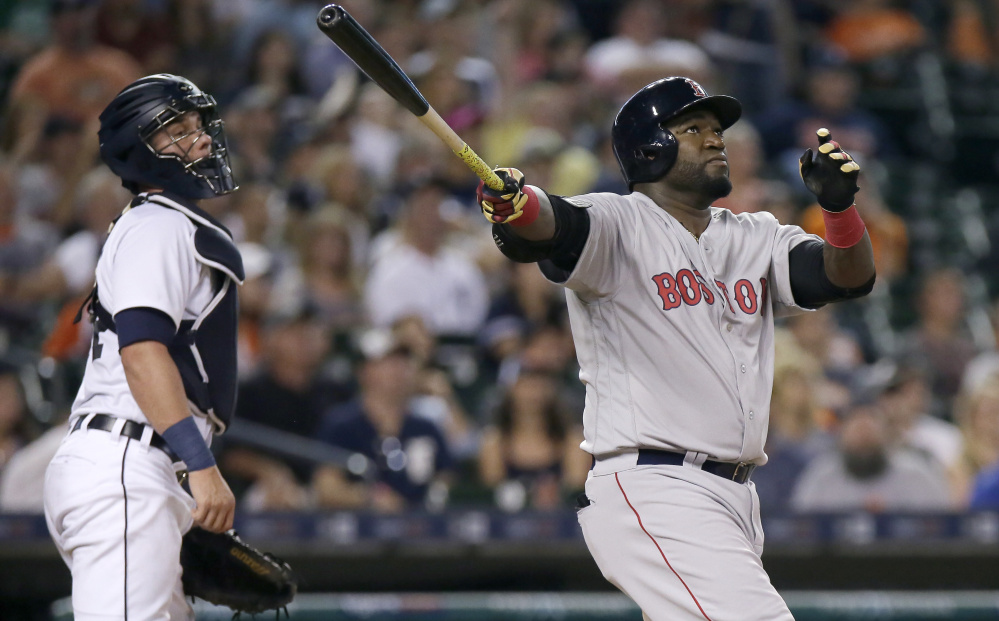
3 0 999 519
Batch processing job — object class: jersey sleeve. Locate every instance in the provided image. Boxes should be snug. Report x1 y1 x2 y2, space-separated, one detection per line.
769 218 824 311
557 193 630 300
106 213 198 328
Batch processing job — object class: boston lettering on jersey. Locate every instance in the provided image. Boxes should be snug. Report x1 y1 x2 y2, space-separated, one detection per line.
652 268 768 315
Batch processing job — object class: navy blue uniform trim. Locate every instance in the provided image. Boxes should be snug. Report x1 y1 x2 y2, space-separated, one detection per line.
115 307 177 348
789 240 876 308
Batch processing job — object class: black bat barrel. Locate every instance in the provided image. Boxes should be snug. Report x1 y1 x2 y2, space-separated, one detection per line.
317 5 431 117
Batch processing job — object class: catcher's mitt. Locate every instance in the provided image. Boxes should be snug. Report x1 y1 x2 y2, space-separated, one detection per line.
181 527 298 616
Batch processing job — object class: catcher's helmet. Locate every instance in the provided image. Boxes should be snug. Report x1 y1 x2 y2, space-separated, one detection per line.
612 77 742 190
98 74 236 198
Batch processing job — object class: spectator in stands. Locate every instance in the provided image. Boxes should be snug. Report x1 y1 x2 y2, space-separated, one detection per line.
313 329 455 513
223 28 314 176
786 306 866 385
304 146 374 263
584 0 713 94
364 177 488 338
969 462 999 509
478 358 588 512
899 267 979 418
753 59 896 190
234 242 274 381
223 87 283 183
6 167 129 362
220 307 350 511
753 334 834 516
270 205 365 333
791 400 952 513
0 163 59 344
489 0 585 86
167 0 230 93
391 315 477 460
0 363 36 476
348 83 408 190
7 167 125 305
952 376 999 506
6 0 141 163
877 362 965 504
0 416 67 513
95 0 176 74
878 363 964 469
222 182 277 246
944 0 995 69
823 0 927 65
961 298 999 395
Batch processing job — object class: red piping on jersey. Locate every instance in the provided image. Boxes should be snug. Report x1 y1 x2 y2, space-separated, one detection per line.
615 472 713 621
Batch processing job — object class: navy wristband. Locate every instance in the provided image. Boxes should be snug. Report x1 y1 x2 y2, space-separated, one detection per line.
161 417 216 471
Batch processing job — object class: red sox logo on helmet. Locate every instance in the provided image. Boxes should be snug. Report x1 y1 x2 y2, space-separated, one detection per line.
684 78 706 98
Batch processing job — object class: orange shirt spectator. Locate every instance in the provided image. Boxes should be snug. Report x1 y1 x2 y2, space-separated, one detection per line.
825 3 926 63
11 45 141 126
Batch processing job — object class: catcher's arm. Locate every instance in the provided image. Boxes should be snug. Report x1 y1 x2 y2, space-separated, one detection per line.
121 341 234 532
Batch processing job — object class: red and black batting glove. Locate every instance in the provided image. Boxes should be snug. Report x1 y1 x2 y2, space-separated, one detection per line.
478 167 529 224
799 128 861 212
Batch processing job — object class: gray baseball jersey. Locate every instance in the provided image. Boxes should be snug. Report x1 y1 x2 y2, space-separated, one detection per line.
555 191 819 466
560 190 811 620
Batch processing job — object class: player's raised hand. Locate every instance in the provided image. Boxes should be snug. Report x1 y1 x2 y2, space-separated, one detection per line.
799 128 861 212
188 465 236 533
478 167 529 224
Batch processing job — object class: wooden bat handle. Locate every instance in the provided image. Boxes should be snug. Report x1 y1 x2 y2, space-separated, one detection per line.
419 107 505 192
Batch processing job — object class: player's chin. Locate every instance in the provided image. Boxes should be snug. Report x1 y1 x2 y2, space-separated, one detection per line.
703 175 732 200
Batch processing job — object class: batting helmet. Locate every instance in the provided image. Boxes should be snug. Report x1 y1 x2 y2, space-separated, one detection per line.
98 74 236 199
612 77 742 190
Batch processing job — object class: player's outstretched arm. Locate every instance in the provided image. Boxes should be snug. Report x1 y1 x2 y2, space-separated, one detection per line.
477 167 556 241
799 128 876 290
121 340 235 532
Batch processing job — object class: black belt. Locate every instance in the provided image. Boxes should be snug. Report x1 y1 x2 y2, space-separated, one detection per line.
637 448 756 484
72 414 180 463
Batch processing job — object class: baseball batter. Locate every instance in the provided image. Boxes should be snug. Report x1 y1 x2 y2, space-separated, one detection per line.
43 74 242 621
477 77 876 619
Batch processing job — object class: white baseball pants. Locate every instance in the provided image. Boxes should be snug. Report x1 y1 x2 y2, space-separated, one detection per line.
44 423 196 621
578 464 794 621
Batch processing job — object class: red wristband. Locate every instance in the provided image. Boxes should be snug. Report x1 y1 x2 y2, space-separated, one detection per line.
509 186 540 227
821 204 866 248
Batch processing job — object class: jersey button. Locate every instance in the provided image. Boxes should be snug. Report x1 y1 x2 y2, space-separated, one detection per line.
726 324 733 332
741 364 747 373
749 411 755 420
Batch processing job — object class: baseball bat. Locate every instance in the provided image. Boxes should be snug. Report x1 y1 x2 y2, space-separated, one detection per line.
316 4 505 192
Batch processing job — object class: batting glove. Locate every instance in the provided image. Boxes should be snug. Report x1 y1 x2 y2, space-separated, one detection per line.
799 128 861 212
478 167 529 224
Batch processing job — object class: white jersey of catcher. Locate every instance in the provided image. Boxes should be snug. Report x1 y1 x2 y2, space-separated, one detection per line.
71 196 216 440
555 191 819 466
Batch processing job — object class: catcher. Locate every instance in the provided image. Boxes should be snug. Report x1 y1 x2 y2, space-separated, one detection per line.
43 73 295 620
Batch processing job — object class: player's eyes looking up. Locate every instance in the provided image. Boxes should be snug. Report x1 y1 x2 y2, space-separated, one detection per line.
148 111 210 163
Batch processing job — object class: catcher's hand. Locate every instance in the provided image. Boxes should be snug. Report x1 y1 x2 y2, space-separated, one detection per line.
799 128 861 212
477 167 528 224
181 527 297 615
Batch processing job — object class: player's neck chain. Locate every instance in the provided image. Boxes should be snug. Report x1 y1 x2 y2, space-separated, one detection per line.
681 223 701 242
